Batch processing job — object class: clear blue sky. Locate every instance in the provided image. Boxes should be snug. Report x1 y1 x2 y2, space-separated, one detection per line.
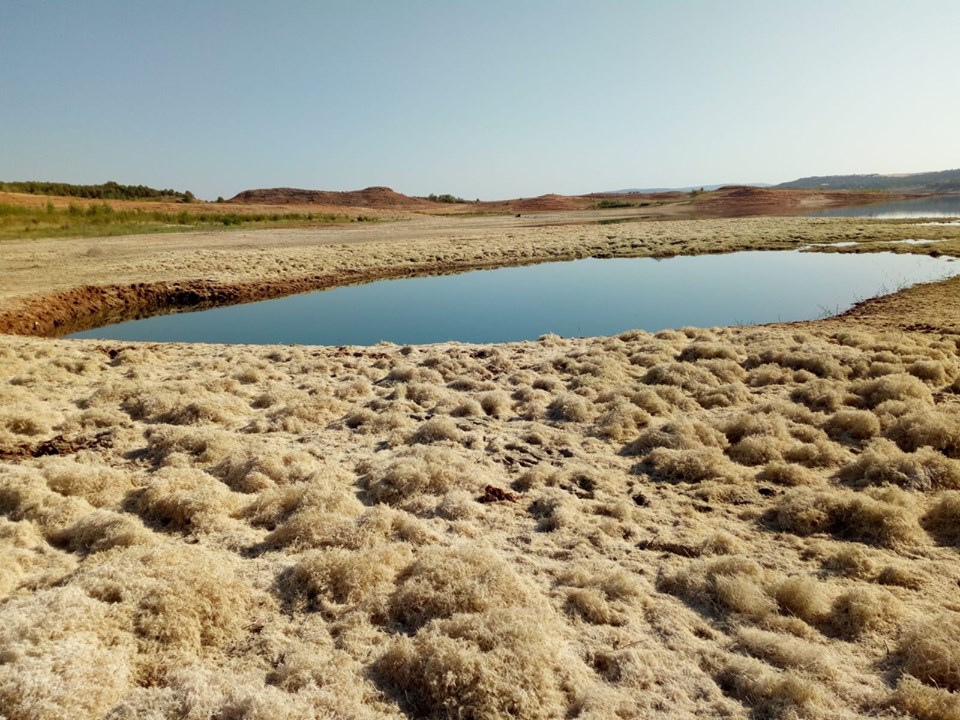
2 1 958 200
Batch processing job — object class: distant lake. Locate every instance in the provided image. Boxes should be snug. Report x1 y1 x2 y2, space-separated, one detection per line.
67 251 960 346
805 195 960 218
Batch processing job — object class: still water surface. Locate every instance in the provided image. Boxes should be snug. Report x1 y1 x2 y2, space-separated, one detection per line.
68 251 960 345
805 195 960 218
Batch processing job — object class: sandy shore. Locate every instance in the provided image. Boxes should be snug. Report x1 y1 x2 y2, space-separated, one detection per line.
3 214 960 719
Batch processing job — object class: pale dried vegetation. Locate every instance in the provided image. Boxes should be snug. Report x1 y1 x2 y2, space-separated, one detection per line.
4 216 960 719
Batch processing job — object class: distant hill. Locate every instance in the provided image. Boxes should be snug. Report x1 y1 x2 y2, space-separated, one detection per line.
607 183 772 194
228 186 433 208
0 180 194 202
777 168 960 192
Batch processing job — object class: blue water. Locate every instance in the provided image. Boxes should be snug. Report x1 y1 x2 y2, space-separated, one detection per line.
67 251 960 345
805 195 960 218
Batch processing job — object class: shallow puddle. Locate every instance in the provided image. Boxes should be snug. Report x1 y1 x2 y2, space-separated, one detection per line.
68 250 960 345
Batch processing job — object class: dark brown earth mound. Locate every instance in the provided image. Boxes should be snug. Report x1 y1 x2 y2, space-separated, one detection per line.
477 194 598 213
229 186 433 208
508 194 590 212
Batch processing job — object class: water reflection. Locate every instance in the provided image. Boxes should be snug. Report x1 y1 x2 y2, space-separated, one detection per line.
805 195 960 218
68 251 960 346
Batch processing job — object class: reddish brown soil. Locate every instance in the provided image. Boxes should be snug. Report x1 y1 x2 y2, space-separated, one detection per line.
229 186 436 209
3 184 926 220
225 185 925 218
0 259 553 338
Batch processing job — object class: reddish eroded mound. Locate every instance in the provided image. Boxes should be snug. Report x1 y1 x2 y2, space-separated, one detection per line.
229 186 434 209
692 185 920 218
509 194 589 213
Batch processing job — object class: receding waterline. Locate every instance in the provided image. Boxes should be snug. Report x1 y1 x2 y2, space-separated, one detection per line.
67 251 960 345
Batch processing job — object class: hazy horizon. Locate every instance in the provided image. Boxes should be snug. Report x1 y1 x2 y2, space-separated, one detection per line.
3 1 958 201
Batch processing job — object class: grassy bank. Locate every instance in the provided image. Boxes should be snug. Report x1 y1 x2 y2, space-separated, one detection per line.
0 202 377 241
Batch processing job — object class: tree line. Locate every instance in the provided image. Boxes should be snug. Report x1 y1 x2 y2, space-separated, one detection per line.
0 180 195 202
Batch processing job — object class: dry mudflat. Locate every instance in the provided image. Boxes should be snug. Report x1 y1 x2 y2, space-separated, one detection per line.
3 213 960 719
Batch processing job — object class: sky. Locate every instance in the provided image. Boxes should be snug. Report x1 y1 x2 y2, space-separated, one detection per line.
2 1 958 200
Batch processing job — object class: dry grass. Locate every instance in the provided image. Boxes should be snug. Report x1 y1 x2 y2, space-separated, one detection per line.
922 491 960 546
838 437 960 491
375 608 579 720
3 215 960 718
776 486 924 548
899 614 960 692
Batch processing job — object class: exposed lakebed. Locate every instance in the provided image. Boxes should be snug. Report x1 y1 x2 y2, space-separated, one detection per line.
68 250 960 345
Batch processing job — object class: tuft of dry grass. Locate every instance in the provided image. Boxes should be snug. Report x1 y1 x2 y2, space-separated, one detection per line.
714 656 838 719
130 467 245 535
854 373 933 409
827 587 900 639
922 490 960 546
756 461 823 486
822 408 881 443
908 358 953 386
887 409 960 456
659 556 776 620
375 608 579 720
407 416 463 445
0 586 135 720
626 417 727 454
630 385 697 415
559 562 646 626
891 675 960 720
822 545 875 580
388 544 535 630
837 438 960 491
733 626 829 675
39 455 139 508
547 392 592 422
790 379 847 412
52 509 155 554
771 574 831 624
776 486 923 548
362 446 490 507
286 544 413 608
899 614 960 693
479 390 513 418
593 398 651 441
747 347 849 380
76 544 257 653
641 447 743 484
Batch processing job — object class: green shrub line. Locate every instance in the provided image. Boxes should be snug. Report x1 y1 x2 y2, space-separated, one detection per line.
0 202 373 241
422 193 468 203
594 199 636 209
0 180 195 202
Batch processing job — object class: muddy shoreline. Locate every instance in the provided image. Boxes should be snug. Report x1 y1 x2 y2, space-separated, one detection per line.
4 214 960 339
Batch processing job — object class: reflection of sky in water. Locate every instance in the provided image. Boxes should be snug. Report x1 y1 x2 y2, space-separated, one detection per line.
805 196 960 218
68 251 960 346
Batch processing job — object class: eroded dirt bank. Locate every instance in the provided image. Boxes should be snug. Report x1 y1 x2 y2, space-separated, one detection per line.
3 215 960 720
3 214 960 337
